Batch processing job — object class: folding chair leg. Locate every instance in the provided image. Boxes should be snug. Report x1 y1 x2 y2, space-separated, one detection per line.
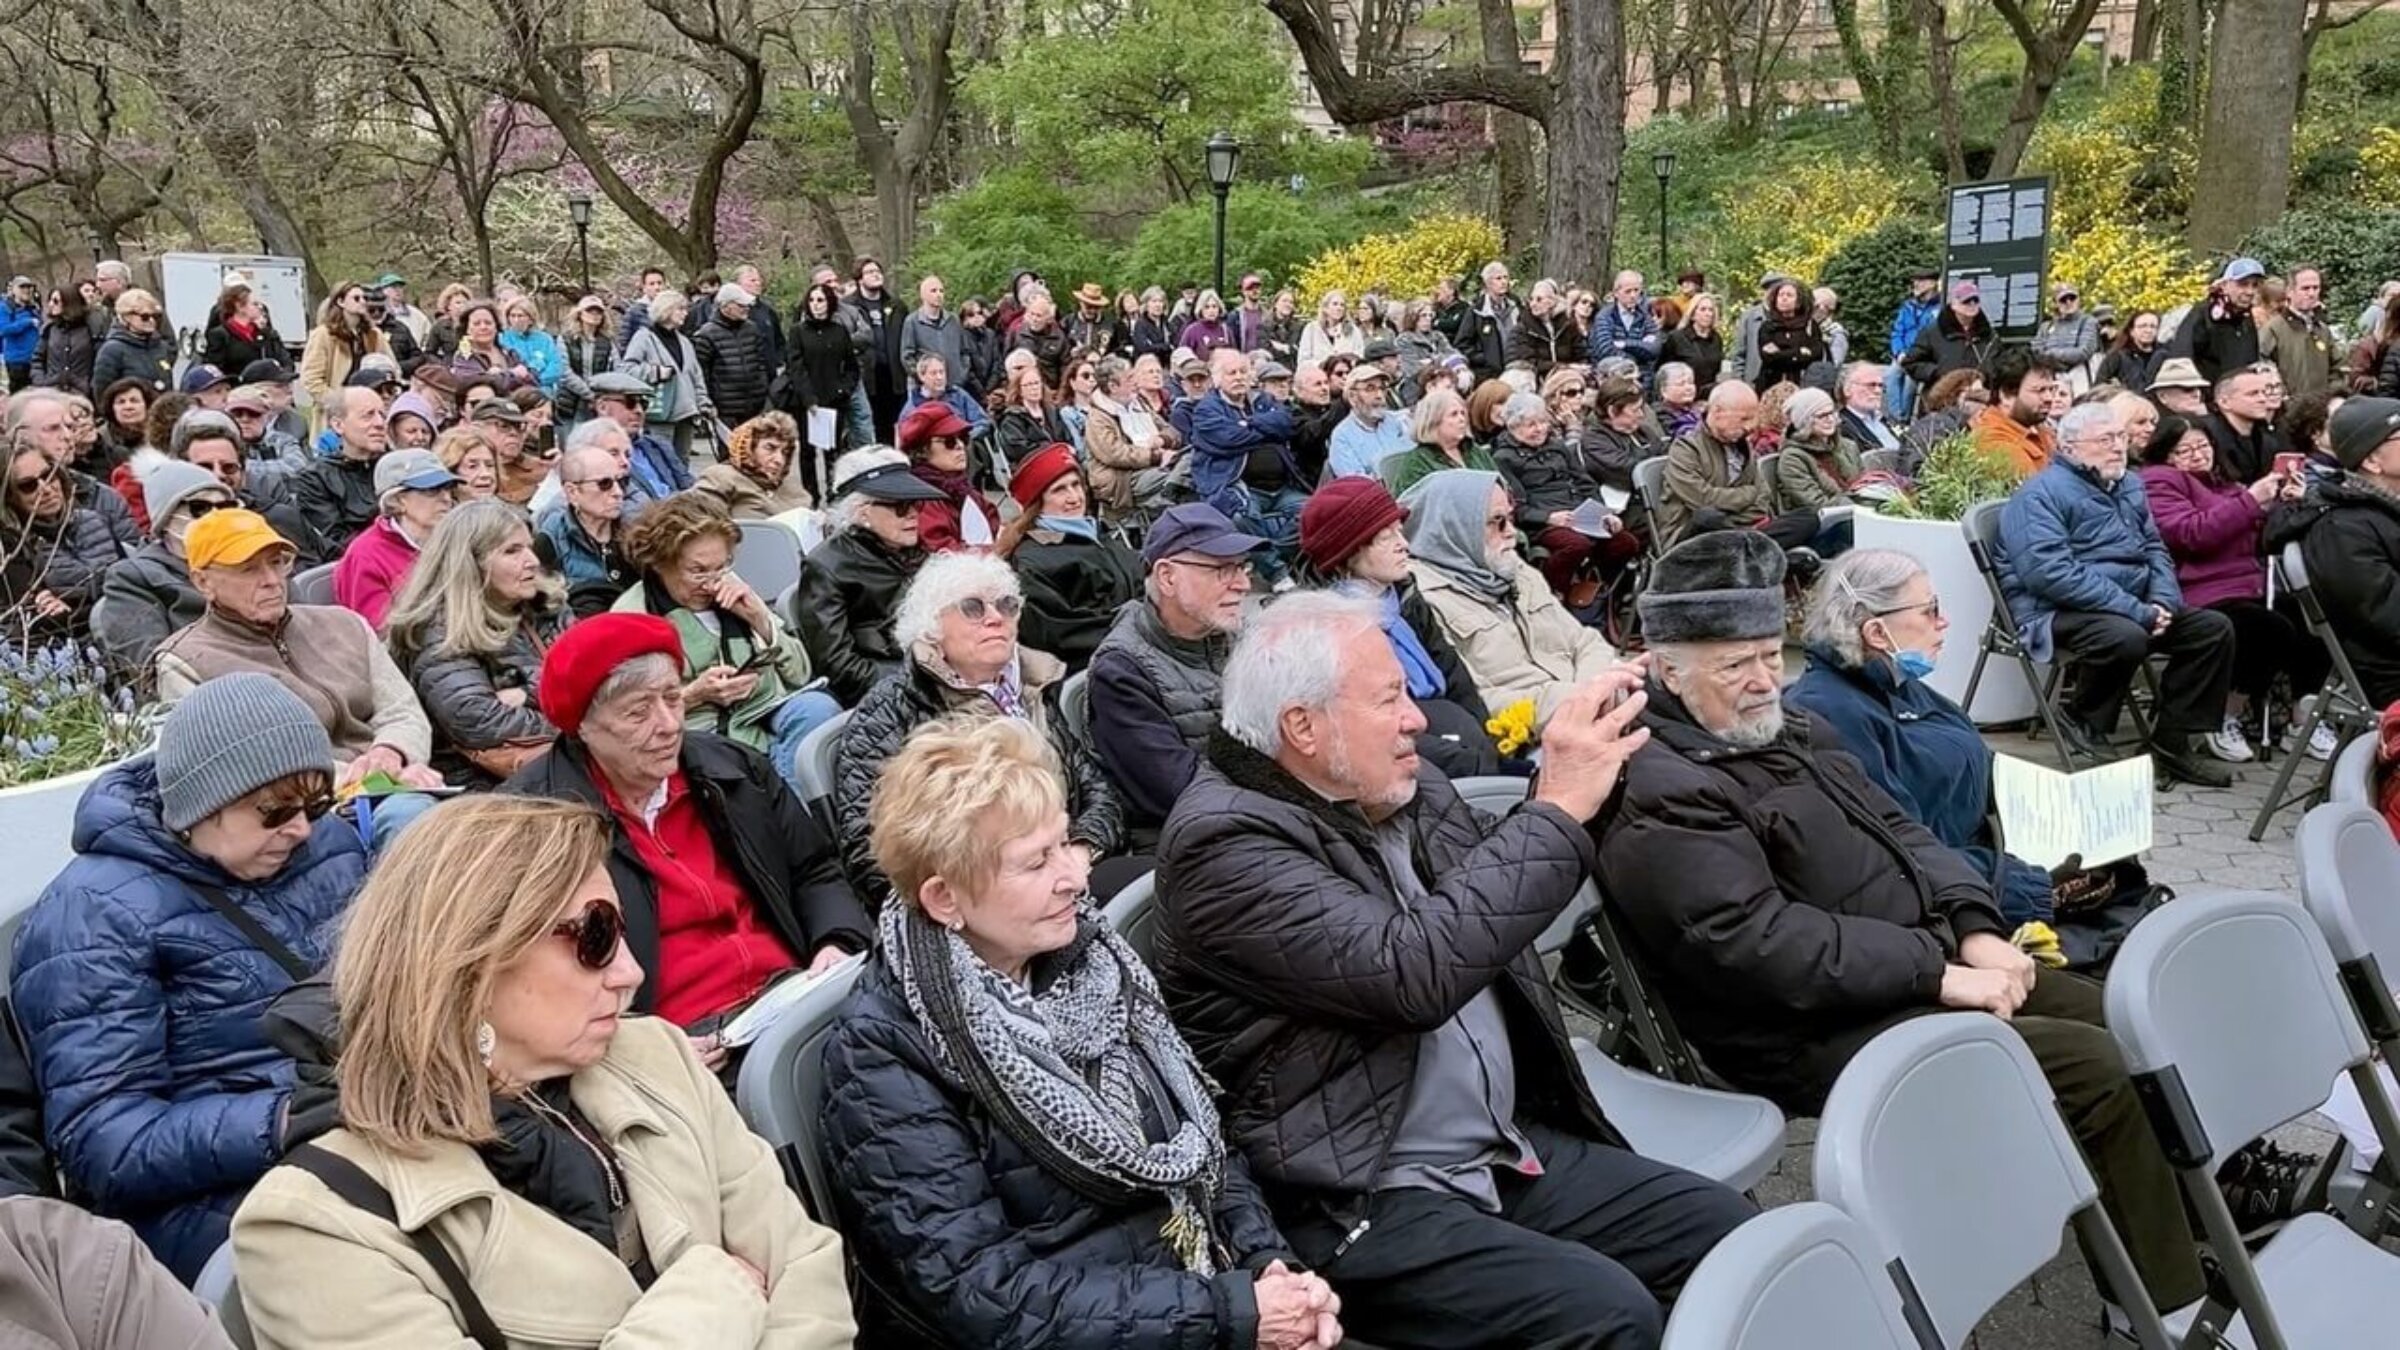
2070 1208 2177 1350
2025 657 2082 766
2249 682 2337 841
1963 644 1991 716
2176 1169 2293 1350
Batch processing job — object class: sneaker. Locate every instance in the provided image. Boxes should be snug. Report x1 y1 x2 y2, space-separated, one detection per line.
2216 1139 2331 1241
2206 716 2256 764
2308 721 2340 761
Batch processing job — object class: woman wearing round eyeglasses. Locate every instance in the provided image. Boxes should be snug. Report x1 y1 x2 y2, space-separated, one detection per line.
614 493 842 792
2 440 122 643
230 795 856 1348
1786 549 2058 928
15 673 366 1282
833 550 1136 911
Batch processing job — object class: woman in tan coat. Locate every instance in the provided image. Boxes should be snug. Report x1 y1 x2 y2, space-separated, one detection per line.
230 796 855 1349
1082 355 1180 520
297 282 387 431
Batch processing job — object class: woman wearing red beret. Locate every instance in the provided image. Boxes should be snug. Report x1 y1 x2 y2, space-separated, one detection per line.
1295 477 1505 778
999 444 1144 669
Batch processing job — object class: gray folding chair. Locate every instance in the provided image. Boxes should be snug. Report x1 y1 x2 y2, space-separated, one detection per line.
2331 731 2380 808
1452 777 1588 955
1660 1202 1917 1350
732 522 805 605
288 562 338 607
1752 451 1783 514
2105 889 2400 1350
1573 1028 1785 1193
1958 500 2090 767
192 1239 253 1348
1375 451 1412 489
1814 1012 2177 1350
1100 869 1160 965
2296 801 2400 1233
1057 670 1093 755
1631 455 1671 557
732 956 868 1223
2251 544 2377 840
791 708 851 806
1859 448 1904 479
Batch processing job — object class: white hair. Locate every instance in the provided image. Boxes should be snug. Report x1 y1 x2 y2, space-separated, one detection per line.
1800 549 1929 667
1657 361 1695 391
1530 278 1561 304
2057 403 2119 446
1480 261 1508 282
95 260 131 285
564 418 623 455
1220 592 1382 754
829 446 908 529
590 651 680 712
893 550 1021 655
1501 391 1548 428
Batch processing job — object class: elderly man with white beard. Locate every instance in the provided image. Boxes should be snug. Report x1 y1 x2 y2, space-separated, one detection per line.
1582 529 2211 1326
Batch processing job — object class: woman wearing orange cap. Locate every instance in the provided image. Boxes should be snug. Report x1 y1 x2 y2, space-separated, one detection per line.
1001 444 1142 669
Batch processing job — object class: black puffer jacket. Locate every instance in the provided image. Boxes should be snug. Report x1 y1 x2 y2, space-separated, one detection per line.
821 954 1293 1350
1014 527 1145 669
693 312 773 424
1011 322 1072 390
1594 686 2003 1111
2269 477 2400 707
1494 429 1607 534
1505 309 1578 377
396 608 566 785
500 733 871 1013
1754 312 1826 389
1155 732 1619 1231
32 318 96 396
785 314 861 412
833 650 1123 908
1 506 124 641
286 454 380 554
792 527 927 706
88 322 174 395
95 543 205 675
1900 307 1998 389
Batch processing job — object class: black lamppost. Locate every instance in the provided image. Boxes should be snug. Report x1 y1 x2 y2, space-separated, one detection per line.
566 189 594 293
1651 150 1677 280
84 227 104 267
1205 131 1241 299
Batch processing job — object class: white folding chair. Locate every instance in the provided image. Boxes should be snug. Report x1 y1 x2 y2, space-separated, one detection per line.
1661 1202 1917 1350
192 1239 253 1348
1058 670 1093 754
1100 870 1159 965
732 957 868 1223
2330 731 2380 808
1814 1012 2176 1350
288 562 338 607
2296 802 2400 1232
2105 889 2400 1349
1632 456 1671 556
2250 543 2377 840
1451 777 1588 954
791 708 851 805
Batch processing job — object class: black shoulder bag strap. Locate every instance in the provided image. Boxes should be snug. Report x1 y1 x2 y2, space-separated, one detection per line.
191 885 310 983
286 1144 509 1350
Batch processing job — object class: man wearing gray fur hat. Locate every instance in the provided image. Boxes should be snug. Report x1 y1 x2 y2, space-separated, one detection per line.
1578 529 2209 1320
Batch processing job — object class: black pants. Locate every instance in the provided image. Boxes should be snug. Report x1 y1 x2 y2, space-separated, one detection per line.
1284 1122 1754 1350
1417 697 1503 779
2051 605 2235 739
3 362 27 391
1687 506 1822 553
2211 596 2331 709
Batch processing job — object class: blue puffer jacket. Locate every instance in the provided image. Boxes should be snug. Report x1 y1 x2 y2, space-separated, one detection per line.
10 757 366 1281
1994 457 2182 663
820 953 1294 1350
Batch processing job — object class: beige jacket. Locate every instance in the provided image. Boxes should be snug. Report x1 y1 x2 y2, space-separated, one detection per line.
153 604 434 768
1408 552 1615 734
231 1018 855 1349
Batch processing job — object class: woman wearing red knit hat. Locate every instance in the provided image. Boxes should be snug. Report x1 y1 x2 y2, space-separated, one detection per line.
1295 476 1504 778
1000 443 1143 669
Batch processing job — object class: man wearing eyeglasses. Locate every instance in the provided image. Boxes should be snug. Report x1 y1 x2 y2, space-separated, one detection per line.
535 445 638 616
1088 503 1265 843
89 288 176 395
1900 279 1999 392
1995 402 2237 786
2196 362 2287 484
287 386 390 553
169 409 326 567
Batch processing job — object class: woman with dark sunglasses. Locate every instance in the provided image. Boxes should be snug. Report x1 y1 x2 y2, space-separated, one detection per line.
2 440 123 644
231 795 856 1348
832 550 1139 912
14 673 367 1282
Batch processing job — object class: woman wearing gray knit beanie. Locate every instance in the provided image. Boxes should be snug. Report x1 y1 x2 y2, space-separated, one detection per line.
11 671 369 1281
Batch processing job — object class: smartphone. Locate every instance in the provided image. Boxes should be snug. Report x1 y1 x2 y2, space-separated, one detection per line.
2274 452 2305 479
732 647 777 674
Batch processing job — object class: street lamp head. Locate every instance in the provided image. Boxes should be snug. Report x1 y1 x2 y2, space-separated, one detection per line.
1652 150 1677 183
566 189 594 230
1205 131 1241 195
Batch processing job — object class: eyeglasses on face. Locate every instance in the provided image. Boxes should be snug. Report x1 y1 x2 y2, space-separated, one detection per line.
574 474 632 493
256 791 335 830
1874 597 1942 622
1167 556 1249 581
953 595 1023 623
1485 512 1515 532
10 466 59 495
181 498 234 520
553 901 626 970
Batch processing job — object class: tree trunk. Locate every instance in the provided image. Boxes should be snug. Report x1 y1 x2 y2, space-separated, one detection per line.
1543 0 1626 287
1477 0 1542 261
2129 0 2161 59
1987 0 2105 179
2188 0 2306 253
1915 0 1966 181
803 190 859 271
2155 0 2206 134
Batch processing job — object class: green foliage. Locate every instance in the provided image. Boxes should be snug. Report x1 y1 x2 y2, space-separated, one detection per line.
1117 186 1367 293
1876 434 2026 524
908 170 1110 302
1816 218 1941 359
0 644 150 789
2240 203 2400 318
963 0 1364 202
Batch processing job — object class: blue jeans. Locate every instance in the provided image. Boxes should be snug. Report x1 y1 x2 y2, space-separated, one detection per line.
767 690 846 795
1236 485 1309 582
350 791 440 854
1882 364 1916 420
844 386 875 449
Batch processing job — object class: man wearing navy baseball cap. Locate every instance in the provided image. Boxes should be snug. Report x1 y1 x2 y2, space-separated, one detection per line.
2178 256 2267 383
2272 396 2400 707
1086 502 1266 840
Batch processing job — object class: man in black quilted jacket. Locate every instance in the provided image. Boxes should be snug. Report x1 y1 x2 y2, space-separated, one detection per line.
1155 591 1750 1350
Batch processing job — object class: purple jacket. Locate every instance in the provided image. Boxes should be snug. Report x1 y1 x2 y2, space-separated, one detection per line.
2137 464 2266 608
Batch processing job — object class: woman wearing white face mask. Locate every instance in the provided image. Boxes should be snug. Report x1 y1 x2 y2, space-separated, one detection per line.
1784 548 2056 927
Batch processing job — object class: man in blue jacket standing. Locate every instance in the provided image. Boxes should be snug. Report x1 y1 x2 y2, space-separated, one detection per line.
1188 346 1304 581
1995 403 2237 786
1591 270 1662 391
0 276 40 390
1885 268 1942 418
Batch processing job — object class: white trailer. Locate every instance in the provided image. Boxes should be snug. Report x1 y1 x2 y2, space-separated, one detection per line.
156 252 309 368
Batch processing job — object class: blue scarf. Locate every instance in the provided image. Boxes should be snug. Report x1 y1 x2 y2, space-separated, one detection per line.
1339 580 1445 700
1040 515 1100 541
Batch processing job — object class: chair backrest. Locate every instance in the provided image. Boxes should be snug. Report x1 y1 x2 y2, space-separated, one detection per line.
1753 451 1782 511
1661 1202 1918 1350
1101 870 1160 965
1632 455 1669 521
2103 889 2374 1172
2331 731 2380 808
1058 671 1093 752
792 708 851 804
192 1239 254 1348
2298 802 2400 1012
1814 1013 2102 1349
289 562 338 607
1375 451 1412 489
732 956 868 1223
733 522 805 604
1451 777 1592 955
1860 448 1902 479
2280 543 2373 714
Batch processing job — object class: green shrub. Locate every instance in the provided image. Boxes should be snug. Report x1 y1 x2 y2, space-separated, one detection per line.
2240 203 2400 318
1116 187 1362 295
1877 433 2027 523
1817 218 1943 365
907 170 1110 301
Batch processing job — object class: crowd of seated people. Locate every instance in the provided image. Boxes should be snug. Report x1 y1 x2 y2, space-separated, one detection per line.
10 252 2397 1347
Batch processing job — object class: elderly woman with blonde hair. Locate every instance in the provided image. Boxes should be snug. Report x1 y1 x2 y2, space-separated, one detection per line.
820 716 1339 1350
230 795 857 1348
694 411 814 519
831 550 1133 911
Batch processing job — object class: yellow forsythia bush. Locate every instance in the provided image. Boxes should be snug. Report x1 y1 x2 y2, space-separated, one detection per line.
2360 127 2400 199
1721 158 1922 288
1296 213 1502 306
2046 219 2210 320
2024 122 2145 236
